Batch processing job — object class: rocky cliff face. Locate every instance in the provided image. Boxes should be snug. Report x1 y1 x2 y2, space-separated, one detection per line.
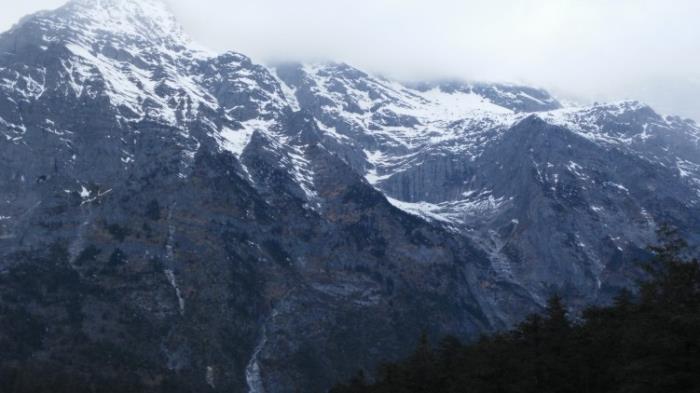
1 1 699 392
273 63 700 309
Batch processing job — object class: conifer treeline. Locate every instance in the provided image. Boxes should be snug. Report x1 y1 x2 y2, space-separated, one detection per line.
332 230 700 393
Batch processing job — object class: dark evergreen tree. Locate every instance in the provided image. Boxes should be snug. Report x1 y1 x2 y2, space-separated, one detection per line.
332 230 700 393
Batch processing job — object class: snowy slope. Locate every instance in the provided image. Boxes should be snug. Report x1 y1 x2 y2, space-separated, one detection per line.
1 1 700 391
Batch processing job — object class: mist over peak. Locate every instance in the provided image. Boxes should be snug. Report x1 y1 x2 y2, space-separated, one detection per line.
2 1 699 122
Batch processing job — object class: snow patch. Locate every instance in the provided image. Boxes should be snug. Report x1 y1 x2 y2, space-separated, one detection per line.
219 119 274 157
246 326 268 393
164 269 185 315
387 192 506 225
604 182 630 194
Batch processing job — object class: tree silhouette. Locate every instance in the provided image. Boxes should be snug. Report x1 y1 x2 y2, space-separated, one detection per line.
332 230 700 393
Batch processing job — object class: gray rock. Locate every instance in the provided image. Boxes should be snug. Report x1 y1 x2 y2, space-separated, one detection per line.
1 1 699 392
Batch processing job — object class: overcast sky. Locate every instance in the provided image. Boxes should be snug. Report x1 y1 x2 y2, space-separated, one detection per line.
2 0 699 121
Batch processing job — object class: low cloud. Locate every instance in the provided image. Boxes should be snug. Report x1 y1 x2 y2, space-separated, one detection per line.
3 0 699 120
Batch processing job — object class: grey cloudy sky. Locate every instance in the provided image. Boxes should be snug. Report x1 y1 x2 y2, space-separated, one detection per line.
2 0 699 121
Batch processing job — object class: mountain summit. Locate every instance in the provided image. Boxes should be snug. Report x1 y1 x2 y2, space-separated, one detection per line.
1 1 699 392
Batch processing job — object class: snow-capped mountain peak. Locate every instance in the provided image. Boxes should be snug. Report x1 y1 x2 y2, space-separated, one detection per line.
1 3 700 391
0 0 223 131
64 0 186 41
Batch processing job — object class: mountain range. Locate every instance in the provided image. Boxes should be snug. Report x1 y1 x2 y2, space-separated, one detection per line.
1 0 699 392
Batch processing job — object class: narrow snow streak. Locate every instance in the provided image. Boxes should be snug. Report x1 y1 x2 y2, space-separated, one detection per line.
246 326 267 393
